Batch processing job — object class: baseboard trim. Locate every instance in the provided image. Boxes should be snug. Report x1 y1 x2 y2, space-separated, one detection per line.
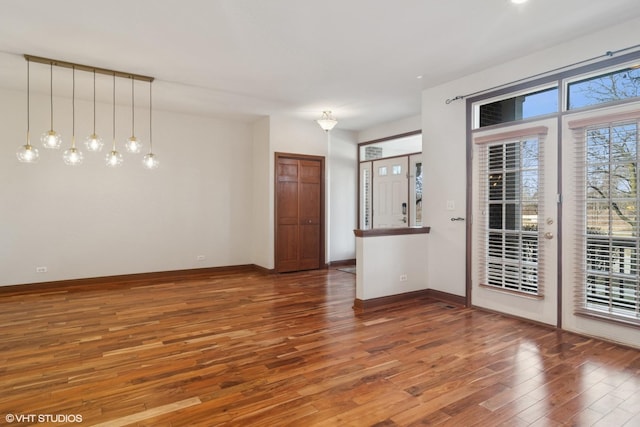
252 264 276 274
424 289 467 307
0 264 264 295
354 289 466 311
328 259 356 268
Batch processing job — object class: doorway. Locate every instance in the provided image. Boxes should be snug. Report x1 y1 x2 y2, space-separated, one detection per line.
471 118 559 326
275 153 325 273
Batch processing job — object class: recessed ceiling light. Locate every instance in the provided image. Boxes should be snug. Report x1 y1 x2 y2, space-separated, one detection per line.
511 0 528 4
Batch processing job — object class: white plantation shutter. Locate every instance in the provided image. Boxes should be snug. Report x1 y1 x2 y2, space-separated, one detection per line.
475 127 548 297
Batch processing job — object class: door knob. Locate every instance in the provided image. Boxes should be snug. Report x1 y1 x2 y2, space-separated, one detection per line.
544 232 554 240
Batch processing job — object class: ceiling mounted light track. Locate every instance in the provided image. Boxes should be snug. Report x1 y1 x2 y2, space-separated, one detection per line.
18 54 158 169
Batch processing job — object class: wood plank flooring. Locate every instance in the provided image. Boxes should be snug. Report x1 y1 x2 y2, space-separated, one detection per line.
1 267 639 426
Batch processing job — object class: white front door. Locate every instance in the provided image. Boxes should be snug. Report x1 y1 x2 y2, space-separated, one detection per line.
373 157 409 228
471 118 559 326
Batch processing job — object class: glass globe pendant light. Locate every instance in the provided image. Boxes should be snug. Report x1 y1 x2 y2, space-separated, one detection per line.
84 69 103 152
63 67 83 165
106 73 123 167
41 62 62 149
16 58 39 163
142 81 159 169
124 77 142 153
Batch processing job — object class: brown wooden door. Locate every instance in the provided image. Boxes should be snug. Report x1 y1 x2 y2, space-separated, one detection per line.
275 154 324 273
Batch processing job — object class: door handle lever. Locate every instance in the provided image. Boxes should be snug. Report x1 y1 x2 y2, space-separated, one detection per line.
450 217 465 222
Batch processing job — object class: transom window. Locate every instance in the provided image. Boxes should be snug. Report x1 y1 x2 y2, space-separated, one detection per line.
568 65 640 110
475 86 559 128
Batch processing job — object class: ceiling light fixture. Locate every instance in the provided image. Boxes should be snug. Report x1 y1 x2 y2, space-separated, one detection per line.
317 110 337 132
511 0 528 4
106 73 124 168
41 62 62 149
142 81 159 170
85 69 103 152
16 58 39 163
124 77 142 153
62 66 83 165
21 54 157 169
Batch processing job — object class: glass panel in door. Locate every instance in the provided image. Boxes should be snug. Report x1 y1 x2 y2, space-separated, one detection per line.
472 118 558 326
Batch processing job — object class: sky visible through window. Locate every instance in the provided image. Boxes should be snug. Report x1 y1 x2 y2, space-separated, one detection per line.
479 65 640 127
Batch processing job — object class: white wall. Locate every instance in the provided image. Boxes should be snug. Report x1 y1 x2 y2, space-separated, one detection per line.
355 234 428 300
1 86 253 286
251 117 272 269
358 114 421 143
328 128 358 262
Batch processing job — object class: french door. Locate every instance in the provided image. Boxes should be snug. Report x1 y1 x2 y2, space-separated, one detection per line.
562 104 640 345
471 118 559 326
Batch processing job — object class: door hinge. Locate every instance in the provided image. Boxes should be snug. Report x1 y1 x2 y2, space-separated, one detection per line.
557 193 563 204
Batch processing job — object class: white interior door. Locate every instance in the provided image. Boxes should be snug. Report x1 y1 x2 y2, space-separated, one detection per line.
471 118 559 326
373 157 409 228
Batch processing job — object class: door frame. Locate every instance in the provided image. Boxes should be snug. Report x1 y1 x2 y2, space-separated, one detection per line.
469 118 559 327
274 152 326 273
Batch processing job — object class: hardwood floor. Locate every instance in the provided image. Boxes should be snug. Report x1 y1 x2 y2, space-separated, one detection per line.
1 267 639 426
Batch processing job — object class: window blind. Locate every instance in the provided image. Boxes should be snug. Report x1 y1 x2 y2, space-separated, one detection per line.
476 127 548 297
569 110 640 326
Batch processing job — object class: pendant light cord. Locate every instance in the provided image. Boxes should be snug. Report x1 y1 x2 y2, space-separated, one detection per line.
72 67 75 147
92 70 96 134
112 73 116 150
26 59 30 142
49 63 54 129
131 77 135 136
149 81 153 152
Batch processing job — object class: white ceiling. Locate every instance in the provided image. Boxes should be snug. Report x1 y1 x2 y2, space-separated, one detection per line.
1 0 640 131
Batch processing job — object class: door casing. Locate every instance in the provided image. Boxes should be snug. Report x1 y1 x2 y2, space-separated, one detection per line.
274 152 325 273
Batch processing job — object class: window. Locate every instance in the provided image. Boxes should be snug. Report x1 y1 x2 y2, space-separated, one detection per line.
568 65 640 110
476 87 558 128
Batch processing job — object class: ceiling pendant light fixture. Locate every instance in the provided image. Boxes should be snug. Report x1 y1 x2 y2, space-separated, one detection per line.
16 58 39 163
62 67 83 165
124 77 142 153
85 70 103 152
142 80 159 169
317 110 337 132
41 62 62 149
106 73 124 167
19 54 155 169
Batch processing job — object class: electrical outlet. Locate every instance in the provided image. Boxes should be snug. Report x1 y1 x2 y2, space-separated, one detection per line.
399 274 408 282
446 200 455 210
196 255 205 261
36 266 48 273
